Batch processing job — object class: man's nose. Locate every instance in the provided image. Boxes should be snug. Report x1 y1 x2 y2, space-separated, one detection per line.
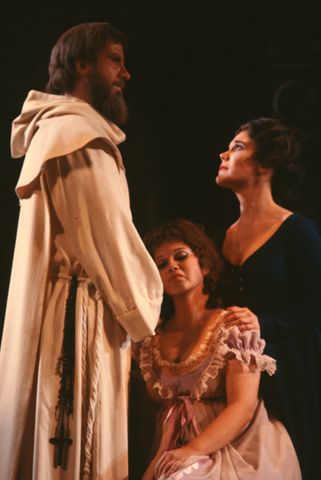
120 64 130 81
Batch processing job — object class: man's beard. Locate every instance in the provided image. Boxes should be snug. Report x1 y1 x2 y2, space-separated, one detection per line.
87 68 129 127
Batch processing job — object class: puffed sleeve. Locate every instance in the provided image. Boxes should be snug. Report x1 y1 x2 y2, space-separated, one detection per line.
43 138 163 342
218 326 276 376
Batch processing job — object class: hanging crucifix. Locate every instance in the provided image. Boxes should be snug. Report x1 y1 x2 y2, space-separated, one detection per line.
50 276 78 470
50 409 73 467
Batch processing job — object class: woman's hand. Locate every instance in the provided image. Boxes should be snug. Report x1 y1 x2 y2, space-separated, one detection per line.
223 306 260 331
155 446 195 479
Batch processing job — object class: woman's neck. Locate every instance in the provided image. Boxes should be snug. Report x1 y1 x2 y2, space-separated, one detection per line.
222 184 292 266
171 291 210 329
235 184 289 224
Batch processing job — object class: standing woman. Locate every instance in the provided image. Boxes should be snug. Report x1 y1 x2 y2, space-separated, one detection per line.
215 118 321 480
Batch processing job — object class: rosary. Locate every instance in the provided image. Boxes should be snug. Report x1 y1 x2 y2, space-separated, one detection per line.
50 276 78 469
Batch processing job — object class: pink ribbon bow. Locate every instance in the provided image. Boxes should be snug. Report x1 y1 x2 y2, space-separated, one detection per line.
160 395 202 453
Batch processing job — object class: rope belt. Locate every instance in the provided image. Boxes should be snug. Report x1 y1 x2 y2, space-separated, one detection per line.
49 274 103 479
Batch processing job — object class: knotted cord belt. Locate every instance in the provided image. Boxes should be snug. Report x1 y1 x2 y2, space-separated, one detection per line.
50 274 103 479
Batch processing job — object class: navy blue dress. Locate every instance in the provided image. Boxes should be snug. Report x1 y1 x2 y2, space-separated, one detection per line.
215 213 321 480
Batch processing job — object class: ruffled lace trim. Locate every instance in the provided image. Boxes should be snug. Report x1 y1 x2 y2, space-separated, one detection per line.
190 350 226 401
190 326 231 400
139 323 276 401
139 336 175 399
152 311 225 376
191 326 276 400
218 326 276 376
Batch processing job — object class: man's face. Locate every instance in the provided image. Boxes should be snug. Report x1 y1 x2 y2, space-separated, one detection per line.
87 42 130 126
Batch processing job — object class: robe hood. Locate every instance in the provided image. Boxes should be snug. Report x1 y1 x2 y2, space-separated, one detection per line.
11 90 126 198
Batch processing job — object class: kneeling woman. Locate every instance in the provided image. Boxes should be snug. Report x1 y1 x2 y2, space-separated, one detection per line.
136 219 301 479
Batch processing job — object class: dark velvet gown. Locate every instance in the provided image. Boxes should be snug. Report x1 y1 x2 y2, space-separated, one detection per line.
215 213 321 480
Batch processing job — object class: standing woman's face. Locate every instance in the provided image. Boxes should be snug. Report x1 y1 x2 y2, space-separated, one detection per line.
216 131 259 191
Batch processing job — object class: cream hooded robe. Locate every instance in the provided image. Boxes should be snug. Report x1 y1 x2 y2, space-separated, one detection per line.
0 90 163 480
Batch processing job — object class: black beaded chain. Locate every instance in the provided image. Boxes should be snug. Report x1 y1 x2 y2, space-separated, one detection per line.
59 276 78 417
50 276 78 467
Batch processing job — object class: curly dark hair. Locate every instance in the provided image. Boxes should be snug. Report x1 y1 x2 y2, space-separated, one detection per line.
144 219 223 320
46 22 128 95
236 118 306 200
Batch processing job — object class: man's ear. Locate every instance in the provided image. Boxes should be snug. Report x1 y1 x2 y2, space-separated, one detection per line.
75 60 93 77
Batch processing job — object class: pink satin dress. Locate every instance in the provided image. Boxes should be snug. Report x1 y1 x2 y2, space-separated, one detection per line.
139 316 301 480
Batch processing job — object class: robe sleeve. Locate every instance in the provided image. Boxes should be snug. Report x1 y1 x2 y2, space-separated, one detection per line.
259 216 321 340
43 138 163 342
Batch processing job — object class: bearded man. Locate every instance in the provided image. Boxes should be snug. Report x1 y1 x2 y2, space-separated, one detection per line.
0 23 163 480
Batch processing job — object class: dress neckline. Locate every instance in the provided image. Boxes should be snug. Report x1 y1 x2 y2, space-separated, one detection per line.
152 311 226 376
222 213 295 268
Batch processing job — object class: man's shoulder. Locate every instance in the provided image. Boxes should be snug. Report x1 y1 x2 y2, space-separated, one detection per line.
14 95 126 198
30 102 125 162
38 102 122 144
12 91 124 159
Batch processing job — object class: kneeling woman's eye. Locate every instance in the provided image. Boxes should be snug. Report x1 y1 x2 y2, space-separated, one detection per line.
175 253 189 261
156 260 167 270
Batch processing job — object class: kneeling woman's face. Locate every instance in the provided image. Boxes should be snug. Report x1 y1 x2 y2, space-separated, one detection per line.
154 240 206 298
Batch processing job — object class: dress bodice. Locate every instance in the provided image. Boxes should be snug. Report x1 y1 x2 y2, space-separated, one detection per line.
215 214 321 338
139 318 276 402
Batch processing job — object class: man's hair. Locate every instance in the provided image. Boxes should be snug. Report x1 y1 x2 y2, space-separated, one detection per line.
46 22 128 95
144 219 223 321
236 118 305 200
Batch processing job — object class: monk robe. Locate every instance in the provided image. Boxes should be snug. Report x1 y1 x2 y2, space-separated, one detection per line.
0 90 163 480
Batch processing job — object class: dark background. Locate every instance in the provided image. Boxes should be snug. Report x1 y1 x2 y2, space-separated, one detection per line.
1 0 321 334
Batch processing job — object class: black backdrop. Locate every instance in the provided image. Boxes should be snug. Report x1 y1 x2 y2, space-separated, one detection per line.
1 0 321 334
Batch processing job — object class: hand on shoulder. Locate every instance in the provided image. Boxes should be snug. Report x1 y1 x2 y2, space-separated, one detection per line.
223 306 260 331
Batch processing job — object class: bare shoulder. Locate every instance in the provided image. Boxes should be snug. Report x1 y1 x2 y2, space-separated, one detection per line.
206 309 226 328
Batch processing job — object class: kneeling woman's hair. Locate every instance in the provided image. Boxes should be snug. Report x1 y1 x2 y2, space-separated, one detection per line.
144 219 223 322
